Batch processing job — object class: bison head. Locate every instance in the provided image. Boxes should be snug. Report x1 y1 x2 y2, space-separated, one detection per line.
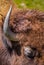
2 5 44 65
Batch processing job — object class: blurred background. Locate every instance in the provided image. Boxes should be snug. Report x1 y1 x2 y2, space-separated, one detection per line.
13 0 44 11
0 0 44 18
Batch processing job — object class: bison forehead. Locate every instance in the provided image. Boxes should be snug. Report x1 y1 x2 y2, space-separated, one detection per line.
9 9 44 33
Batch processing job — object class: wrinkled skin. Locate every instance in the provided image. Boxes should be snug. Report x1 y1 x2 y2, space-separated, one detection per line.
0 9 44 65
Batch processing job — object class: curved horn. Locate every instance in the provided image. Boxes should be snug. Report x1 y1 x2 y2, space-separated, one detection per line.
3 5 12 34
3 5 18 41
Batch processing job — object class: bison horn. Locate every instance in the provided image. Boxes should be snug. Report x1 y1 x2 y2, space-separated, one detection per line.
3 5 12 34
3 5 18 41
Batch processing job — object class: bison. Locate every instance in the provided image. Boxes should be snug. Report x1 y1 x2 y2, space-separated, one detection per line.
0 6 16 65
0 5 44 65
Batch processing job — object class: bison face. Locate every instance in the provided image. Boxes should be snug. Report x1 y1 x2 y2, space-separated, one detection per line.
9 9 44 65
2 5 44 65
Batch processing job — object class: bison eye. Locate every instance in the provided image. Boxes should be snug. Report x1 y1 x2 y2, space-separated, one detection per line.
24 46 37 59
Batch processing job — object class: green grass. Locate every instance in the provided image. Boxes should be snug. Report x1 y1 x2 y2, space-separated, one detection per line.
13 0 44 11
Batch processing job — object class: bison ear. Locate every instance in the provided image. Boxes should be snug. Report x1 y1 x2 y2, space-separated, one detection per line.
2 35 13 55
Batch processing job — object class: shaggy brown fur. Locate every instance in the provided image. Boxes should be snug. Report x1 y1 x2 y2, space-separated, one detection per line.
0 9 44 65
9 9 44 65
